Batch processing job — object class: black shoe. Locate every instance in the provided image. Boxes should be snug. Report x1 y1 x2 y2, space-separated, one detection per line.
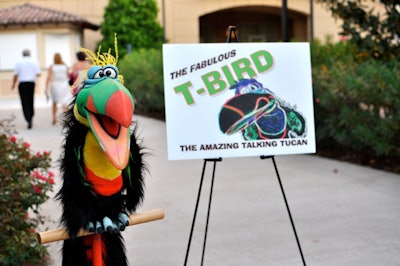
28 121 32 129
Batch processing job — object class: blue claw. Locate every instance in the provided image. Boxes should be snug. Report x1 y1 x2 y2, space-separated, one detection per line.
116 213 129 231
119 213 130 226
95 221 103 234
103 217 113 232
88 222 95 232
103 217 118 233
90 215 129 235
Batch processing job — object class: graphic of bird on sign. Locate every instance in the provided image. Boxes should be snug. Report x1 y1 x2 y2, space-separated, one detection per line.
219 78 306 140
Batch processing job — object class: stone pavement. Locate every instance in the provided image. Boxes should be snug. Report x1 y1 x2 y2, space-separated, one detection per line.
1 97 400 266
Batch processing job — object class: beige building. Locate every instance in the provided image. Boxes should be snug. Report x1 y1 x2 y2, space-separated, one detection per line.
0 0 378 98
164 0 340 43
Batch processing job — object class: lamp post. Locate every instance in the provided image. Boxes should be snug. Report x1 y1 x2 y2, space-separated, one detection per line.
310 0 314 41
281 0 288 42
162 0 166 42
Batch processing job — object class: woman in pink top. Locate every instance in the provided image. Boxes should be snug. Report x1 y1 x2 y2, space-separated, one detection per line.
69 51 90 94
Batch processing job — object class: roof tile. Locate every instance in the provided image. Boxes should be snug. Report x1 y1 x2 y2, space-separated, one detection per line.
0 3 99 30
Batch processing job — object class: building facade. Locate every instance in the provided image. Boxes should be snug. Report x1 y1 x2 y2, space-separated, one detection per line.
0 0 379 98
0 0 346 46
162 0 340 43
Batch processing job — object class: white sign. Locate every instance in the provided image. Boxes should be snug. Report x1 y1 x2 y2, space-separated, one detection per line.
163 43 315 161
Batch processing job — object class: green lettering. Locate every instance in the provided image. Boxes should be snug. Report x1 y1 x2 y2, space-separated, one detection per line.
231 58 256 80
174 81 195 105
201 71 227 95
251 50 273 73
221 65 236 87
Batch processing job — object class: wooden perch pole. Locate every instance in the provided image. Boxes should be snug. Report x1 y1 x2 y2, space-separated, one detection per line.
37 208 165 244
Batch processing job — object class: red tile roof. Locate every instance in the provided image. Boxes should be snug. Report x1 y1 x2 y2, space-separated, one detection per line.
0 3 99 30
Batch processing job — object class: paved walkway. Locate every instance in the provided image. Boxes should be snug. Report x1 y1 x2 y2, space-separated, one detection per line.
1 98 400 266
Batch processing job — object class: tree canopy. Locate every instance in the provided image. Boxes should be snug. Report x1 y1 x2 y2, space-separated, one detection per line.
97 0 164 58
317 0 400 60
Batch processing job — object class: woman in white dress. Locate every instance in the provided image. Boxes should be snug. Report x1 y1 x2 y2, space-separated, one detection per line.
46 53 70 124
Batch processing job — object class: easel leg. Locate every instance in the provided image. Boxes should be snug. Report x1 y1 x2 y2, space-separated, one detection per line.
261 155 307 266
201 159 217 265
184 158 221 266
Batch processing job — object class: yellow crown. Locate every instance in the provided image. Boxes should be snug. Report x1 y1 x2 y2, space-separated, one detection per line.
80 34 119 67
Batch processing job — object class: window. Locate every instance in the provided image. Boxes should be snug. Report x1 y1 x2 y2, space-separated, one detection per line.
44 34 72 67
0 33 38 70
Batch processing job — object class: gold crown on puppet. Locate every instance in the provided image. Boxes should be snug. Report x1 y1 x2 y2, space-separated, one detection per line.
72 35 124 95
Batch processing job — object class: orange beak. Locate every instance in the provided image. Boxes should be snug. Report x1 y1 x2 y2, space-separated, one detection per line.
86 80 134 170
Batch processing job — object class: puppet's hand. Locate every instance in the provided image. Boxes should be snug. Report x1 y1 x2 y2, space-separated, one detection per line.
87 213 130 234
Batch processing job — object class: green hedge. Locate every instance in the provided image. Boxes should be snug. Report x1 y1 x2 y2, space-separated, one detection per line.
119 48 164 114
311 39 400 158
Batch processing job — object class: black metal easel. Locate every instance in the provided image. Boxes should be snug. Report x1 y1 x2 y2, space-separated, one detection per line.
183 26 306 266
260 156 307 266
184 158 221 266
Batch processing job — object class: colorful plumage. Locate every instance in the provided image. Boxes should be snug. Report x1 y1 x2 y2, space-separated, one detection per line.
56 43 145 266
219 78 306 139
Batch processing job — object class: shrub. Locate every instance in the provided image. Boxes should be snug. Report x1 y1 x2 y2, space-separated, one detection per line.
0 117 54 265
317 0 400 61
311 39 400 160
119 48 164 115
98 0 164 58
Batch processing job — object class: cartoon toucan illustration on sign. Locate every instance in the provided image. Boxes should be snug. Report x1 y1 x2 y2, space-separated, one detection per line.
219 78 306 140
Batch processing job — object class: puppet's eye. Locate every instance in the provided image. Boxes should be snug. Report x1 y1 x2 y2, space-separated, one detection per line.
103 66 118 79
93 69 105 79
87 66 102 79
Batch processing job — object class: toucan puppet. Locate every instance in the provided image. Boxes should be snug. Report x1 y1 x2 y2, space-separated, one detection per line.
56 44 145 266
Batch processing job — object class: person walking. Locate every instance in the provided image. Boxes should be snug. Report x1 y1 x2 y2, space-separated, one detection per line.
45 53 71 125
12 49 41 129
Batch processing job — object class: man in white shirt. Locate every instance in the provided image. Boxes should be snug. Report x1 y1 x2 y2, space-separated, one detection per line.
12 49 41 129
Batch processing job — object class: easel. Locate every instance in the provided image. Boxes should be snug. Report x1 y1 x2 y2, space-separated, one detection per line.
183 26 306 266
37 209 165 266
